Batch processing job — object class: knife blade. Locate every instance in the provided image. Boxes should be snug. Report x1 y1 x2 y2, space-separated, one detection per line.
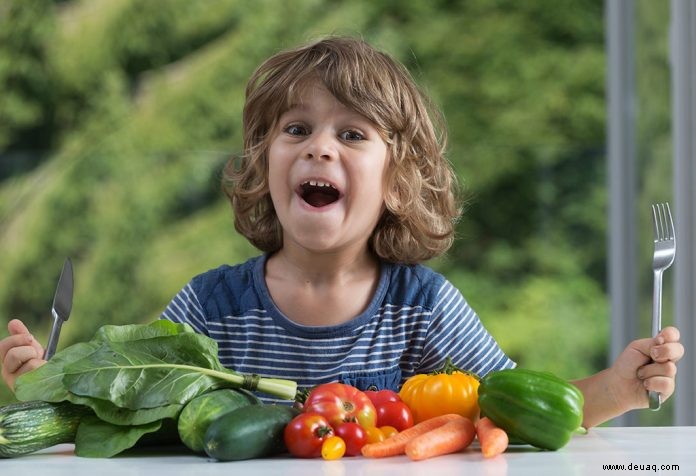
43 258 74 360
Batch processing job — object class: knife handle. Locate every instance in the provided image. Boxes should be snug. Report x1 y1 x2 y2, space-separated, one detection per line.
43 310 63 360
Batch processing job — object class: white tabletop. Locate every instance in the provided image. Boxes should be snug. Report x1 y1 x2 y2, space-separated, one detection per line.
2 426 692 475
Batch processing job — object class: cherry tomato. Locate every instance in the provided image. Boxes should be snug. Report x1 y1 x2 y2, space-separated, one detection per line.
375 400 414 431
365 426 385 444
284 413 334 458
334 422 368 456
304 383 377 428
321 436 346 460
364 389 401 407
379 425 399 439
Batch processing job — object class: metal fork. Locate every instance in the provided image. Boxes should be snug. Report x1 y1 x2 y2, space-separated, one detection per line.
648 202 676 410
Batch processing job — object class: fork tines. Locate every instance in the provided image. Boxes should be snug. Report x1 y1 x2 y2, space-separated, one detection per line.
651 202 674 242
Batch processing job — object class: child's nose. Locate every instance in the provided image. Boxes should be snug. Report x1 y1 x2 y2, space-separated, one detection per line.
304 130 337 160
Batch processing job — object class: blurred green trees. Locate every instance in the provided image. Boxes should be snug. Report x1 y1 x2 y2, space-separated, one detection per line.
0 0 611 405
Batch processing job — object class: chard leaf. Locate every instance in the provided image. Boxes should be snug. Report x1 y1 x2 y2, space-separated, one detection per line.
16 340 183 424
62 333 231 409
74 415 162 458
16 321 298 413
92 320 195 343
14 321 196 403
68 393 183 425
14 342 100 402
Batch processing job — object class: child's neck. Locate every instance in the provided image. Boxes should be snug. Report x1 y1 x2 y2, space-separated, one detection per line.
271 247 378 284
265 248 381 326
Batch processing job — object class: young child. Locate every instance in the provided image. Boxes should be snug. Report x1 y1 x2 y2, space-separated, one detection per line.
0 37 684 429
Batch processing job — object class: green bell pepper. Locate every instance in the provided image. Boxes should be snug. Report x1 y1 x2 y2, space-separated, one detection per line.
477 368 585 450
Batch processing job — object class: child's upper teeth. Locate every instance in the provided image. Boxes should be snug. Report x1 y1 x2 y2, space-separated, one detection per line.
307 180 333 189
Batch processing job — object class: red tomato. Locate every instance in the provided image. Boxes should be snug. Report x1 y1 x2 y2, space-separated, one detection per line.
284 413 334 458
375 400 414 431
364 389 401 407
333 422 368 456
304 383 377 428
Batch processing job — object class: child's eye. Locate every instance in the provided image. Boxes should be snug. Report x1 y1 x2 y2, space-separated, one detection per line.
284 124 309 136
340 130 365 141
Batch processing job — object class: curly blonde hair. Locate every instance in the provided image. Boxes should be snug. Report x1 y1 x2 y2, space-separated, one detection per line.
223 36 461 264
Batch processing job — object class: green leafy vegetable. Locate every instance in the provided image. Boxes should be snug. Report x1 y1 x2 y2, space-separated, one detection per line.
75 398 182 426
74 416 163 458
16 321 297 406
62 335 226 408
13 321 298 457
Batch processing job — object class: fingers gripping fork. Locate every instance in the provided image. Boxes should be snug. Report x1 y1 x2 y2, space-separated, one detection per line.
648 203 676 410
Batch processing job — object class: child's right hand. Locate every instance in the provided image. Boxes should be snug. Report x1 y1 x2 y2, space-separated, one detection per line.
0 319 46 391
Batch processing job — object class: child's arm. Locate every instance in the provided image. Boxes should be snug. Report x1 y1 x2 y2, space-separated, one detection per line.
571 326 683 428
0 319 46 391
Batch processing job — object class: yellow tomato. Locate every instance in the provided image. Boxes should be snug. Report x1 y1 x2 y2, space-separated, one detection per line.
379 426 399 439
365 426 385 444
399 358 480 423
321 436 346 460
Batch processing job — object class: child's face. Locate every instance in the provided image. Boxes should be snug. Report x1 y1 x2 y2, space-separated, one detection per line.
267 83 389 256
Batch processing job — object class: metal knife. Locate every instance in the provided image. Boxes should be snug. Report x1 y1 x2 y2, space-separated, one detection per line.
43 258 74 360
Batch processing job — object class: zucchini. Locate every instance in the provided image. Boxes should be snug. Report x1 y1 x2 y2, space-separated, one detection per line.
477 368 584 450
0 400 91 458
177 388 260 453
204 404 299 461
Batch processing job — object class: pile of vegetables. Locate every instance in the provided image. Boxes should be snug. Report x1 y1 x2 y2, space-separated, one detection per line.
1 322 586 462
357 366 585 460
284 383 415 459
2 321 297 458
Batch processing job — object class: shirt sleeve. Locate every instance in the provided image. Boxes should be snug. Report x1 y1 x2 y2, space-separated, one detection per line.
159 281 209 336
418 279 515 377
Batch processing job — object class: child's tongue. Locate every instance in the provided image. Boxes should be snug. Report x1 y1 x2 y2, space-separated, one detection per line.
301 183 340 208
304 190 338 207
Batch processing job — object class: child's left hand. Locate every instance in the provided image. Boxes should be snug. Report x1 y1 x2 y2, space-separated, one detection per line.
610 326 684 410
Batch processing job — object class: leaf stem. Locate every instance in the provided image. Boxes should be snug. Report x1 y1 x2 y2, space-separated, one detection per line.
88 363 297 401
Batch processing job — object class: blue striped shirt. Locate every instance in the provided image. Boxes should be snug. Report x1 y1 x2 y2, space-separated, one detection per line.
161 254 515 402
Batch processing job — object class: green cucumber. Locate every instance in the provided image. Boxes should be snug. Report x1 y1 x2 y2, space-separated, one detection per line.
1 400 91 458
204 404 299 461
177 388 260 453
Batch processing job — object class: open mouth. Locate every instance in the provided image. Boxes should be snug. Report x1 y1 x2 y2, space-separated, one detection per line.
298 180 341 208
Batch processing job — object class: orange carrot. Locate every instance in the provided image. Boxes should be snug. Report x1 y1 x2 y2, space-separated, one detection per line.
405 417 476 461
476 417 509 458
361 414 464 458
